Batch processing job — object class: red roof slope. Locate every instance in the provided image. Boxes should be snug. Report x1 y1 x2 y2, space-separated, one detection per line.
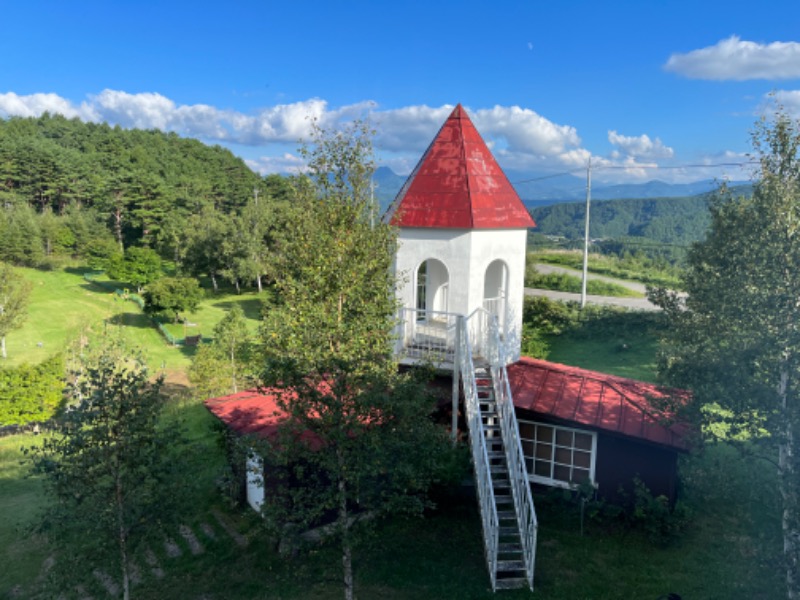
507 358 691 451
386 104 536 229
205 389 290 438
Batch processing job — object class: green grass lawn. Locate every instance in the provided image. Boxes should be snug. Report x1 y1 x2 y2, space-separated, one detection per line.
4 266 265 376
0 414 783 599
0 434 48 596
546 334 659 382
0 270 785 598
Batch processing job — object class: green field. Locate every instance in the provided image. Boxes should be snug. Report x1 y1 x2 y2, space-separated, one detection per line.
4 266 265 377
0 412 783 599
0 268 786 598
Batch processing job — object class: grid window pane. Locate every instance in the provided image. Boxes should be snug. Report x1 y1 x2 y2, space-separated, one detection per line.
554 447 571 465
522 441 533 457
553 464 570 482
536 425 553 443
535 443 552 460
574 450 591 469
574 432 592 451
534 460 551 477
572 467 590 484
519 421 596 489
555 429 573 446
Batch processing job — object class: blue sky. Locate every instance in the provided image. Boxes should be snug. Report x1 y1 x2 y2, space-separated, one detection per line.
3 0 800 184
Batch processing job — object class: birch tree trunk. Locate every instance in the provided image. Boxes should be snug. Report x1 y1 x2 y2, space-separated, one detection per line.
779 366 800 599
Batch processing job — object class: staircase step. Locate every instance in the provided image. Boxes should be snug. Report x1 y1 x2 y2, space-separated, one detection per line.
495 577 528 590
498 542 523 553
498 526 519 536
497 559 526 571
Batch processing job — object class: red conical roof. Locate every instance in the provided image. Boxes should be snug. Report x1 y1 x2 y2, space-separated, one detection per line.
386 104 535 229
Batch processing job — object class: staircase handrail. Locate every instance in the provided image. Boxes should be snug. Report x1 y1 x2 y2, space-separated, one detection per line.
457 314 500 591
483 310 539 591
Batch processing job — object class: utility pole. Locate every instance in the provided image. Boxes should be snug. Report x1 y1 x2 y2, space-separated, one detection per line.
581 158 592 309
253 186 260 206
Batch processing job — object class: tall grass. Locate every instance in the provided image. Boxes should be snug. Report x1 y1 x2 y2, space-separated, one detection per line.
531 250 683 289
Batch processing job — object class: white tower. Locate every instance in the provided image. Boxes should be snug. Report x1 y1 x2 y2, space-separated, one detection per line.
385 104 535 363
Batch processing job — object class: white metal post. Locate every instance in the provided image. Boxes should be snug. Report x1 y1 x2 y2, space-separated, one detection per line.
452 315 462 444
581 158 592 309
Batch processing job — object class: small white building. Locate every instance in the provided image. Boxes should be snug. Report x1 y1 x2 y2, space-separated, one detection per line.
384 104 535 364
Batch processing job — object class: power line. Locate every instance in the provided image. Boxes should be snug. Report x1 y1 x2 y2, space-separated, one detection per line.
510 160 759 184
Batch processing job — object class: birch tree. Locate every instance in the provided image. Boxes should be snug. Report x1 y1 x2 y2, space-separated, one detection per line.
258 122 454 600
652 110 800 599
0 261 32 359
29 348 184 600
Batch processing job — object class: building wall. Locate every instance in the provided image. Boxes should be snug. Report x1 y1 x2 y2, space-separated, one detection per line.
595 433 679 505
394 227 527 361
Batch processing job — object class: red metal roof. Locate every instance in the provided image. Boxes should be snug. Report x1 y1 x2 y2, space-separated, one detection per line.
386 104 536 230
205 389 290 438
507 358 691 451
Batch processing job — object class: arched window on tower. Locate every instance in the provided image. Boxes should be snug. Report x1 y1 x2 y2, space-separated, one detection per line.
484 259 509 336
416 259 449 321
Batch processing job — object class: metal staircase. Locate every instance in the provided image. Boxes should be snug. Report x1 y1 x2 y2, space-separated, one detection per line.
457 310 538 592
396 306 537 591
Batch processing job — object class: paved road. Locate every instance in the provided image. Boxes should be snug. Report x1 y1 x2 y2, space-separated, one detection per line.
526 263 661 311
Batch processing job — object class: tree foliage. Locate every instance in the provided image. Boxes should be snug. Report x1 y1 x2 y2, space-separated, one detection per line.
143 276 203 322
0 262 33 359
257 121 454 600
28 348 185 600
0 354 64 424
188 305 254 398
651 110 800 598
106 246 163 292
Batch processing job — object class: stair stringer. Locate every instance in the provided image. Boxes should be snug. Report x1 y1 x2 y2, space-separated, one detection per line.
458 310 538 592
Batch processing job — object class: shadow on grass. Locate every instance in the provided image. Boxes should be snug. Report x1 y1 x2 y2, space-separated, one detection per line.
211 298 265 321
107 312 153 330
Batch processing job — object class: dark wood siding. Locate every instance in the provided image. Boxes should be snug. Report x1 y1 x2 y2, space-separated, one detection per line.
595 433 679 505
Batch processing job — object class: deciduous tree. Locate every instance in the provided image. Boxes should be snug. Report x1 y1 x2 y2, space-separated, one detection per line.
143 276 203 323
28 347 185 600
0 262 33 359
258 121 454 600
189 304 254 397
652 110 800 599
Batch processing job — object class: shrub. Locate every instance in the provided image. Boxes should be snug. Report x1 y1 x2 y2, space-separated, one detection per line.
0 354 65 425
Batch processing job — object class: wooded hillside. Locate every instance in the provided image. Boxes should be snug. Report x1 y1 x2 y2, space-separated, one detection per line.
0 114 296 292
531 195 711 245
0 113 270 252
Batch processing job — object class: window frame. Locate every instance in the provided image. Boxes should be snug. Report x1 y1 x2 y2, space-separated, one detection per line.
517 419 598 490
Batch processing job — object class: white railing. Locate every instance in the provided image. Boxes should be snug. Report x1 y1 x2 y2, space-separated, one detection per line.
483 295 507 340
395 305 537 591
477 310 538 591
395 308 459 364
487 336 538 589
457 313 499 591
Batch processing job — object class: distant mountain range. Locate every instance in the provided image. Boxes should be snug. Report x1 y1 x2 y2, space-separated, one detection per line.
372 166 749 214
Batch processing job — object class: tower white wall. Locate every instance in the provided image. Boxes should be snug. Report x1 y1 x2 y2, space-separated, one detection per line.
394 227 528 362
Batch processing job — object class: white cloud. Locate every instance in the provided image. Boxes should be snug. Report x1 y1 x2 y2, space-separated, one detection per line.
246 153 307 175
373 104 454 152
608 130 674 160
771 90 800 118
0 92 94 119
474 105 581 156
665 36 800 81
0 90 698 180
